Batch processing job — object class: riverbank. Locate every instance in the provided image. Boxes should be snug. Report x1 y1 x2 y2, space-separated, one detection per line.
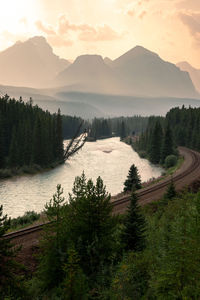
0 160 64 180
122 136 184 187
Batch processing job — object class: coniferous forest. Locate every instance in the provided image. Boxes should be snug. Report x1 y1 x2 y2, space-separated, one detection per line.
88 116 148 141
1 99 200 298
135 106 200 165
0 95 64 170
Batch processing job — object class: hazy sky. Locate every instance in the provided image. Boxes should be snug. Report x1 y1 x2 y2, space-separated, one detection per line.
0 0 200 67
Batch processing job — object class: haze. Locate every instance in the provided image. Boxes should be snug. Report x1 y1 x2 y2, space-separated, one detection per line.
0 0 200 68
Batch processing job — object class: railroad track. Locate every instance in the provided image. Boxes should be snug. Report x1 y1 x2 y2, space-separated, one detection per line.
3 147 200 241
113 147 200 209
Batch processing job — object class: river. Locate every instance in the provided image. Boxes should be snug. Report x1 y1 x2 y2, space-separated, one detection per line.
0 138 163 218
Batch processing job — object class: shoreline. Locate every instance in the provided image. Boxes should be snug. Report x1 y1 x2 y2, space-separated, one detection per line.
0 160 64 180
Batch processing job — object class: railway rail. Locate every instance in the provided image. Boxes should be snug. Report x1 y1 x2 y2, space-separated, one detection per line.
3 147 200 241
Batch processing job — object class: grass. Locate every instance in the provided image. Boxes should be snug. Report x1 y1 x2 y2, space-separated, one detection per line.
141 156 184 189
7 211 41 233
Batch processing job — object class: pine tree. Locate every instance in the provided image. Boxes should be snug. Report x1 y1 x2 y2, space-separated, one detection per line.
161 123 174 163
124 164 142 192
121 192 146 251
68 174 117 279
8 128 19 167
149 120 163 164
0 206 24 297
165 179 176 200
120 120 126 140
55 109 64 161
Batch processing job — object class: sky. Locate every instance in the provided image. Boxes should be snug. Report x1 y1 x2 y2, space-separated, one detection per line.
0 0 200 68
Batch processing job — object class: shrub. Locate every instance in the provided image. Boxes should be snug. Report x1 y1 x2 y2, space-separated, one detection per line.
164 155 177 168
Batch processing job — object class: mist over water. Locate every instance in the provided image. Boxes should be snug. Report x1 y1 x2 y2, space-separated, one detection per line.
0 138 163 218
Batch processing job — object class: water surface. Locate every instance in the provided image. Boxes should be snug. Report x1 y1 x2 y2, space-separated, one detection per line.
0 138 163 218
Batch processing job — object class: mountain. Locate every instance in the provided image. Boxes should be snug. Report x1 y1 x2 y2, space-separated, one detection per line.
56 46 198 98
55 54 120 94
1 83 200 119
177 61 200 93
111 46 198 98
0 36 70 88
104 57 113 66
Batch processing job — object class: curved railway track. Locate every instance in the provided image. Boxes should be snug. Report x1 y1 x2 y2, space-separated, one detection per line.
3 147 200 241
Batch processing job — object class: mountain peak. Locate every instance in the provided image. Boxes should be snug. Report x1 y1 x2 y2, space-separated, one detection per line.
113 45 159 68
28 36 48 46
131 45 158 56
73 54 105 66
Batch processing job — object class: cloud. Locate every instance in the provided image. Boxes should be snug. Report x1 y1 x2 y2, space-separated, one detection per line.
19 18 28 26
35 20 56 35
57 15 121 41
176 0 200 10
35 16 122 46
127 9 135 17
139 10 147 19
179 11 200 43
47 35 73 47
78 24 121 41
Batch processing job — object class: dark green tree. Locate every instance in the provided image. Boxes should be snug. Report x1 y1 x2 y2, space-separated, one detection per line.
0 206 25 298
37 184 68 291
124 164 142 192
149 120 163 164
165 179 176 200
121 192 146 251
8 128 19 167
55 109 64 161
120 120 126 141
68 173 117 280
161 123 174 163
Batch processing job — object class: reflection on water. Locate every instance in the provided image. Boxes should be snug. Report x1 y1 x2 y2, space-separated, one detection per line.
0 138 163 218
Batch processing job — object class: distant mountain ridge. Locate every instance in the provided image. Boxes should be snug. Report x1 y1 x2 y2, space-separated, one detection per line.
56 45 198 98
177 61 200 93
0 36 70 88
0 37 199 99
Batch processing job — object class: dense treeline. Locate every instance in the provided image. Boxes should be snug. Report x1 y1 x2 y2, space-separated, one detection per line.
0 95 63 169
62 115 87 139
2 174 200 299
135 106 200 165
88 116 148 140
134 114 178 165
166 106 200 151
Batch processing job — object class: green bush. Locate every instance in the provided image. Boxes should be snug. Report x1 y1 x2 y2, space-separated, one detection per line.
164 155 177 168
138 151 147 158
10 211 40 230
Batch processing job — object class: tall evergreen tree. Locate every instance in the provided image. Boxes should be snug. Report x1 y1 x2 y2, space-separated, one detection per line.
121 192 146 251
8 128 19 167
55 109 64 161
161 123 174 163
149 120 163 164
120 120 126 141
124 164 142 192
0 206 24 298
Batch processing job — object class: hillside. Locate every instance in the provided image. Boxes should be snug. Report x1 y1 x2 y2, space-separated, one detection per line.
177 61 200 93
0 36 70 88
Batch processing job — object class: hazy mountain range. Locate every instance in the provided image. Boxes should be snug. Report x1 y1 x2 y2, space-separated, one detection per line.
177 62 200 94
0 36 70 88
0 36 200 118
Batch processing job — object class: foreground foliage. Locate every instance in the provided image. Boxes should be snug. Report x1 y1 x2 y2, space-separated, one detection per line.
30 174 119 298
3 174 200 299
0 206 26 299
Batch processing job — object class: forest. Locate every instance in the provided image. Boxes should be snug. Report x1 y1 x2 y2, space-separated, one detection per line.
88 116 148 141
1 102 200 298
1 170 200 299
0 95 85 176
133 106 200 167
